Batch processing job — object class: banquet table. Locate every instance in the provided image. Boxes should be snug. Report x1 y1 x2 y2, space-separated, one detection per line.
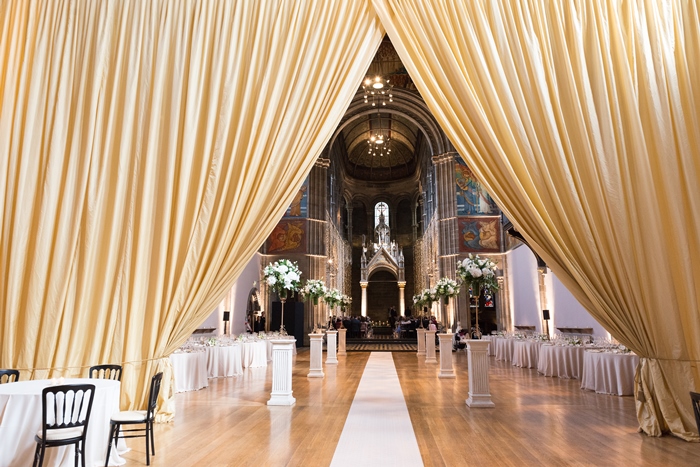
0 378 127 467
494 338 516 362
241 340 268 368
537 344 585 379
206 345 243 378
481 335 497 356
580 350 639 396
512 340 543 369
170 351 209 393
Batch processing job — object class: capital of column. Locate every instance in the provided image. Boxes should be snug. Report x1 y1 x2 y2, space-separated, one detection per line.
431 152 458 165
314 157 331 168
397 281 406 288
360 282 368 288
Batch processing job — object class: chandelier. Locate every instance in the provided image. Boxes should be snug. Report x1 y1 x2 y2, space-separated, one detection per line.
367 113 392 158
362 76 393 107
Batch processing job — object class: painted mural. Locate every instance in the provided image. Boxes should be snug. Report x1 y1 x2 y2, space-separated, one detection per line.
455 159 499 215
458 217 501 253
285 178 308 217
267 220 306 254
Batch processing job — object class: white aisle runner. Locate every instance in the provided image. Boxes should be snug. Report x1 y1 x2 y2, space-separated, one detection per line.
330 352 423 467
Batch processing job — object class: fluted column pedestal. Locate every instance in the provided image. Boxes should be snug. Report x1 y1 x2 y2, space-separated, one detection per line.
326 330 338 364
337 328 347 356
416 328 426 356
307 333 324 378
438 333 455 378
425 330 437 363
465 340 495 408
267 337 297 406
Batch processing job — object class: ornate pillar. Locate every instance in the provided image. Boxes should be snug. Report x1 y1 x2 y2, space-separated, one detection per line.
360 282 368 317
398 281 406 315
346 204 353 243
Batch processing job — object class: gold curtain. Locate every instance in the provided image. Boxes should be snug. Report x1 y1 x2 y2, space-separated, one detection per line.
373 0 700 440
0 0 383 416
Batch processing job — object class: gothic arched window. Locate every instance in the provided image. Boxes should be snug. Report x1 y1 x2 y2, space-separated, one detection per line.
374 202 389 229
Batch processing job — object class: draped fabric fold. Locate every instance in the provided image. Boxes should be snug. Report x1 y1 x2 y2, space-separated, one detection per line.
373 0 700 439
0 0 383 418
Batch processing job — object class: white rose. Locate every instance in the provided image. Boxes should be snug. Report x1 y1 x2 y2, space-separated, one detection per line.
470 268 482 278
279 265 288 273
267 276 277 286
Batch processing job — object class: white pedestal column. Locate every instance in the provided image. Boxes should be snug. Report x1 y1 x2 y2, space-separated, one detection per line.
326 330 338 364
337 328 347 356
438 333 455 378
465 340 495 408
360 282 368 317
416 328 426 356
307 333 324 378
425 330 437 363
267 337 297 406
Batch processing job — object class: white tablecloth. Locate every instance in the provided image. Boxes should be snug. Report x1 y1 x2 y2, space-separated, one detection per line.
537 344 585 378
512 340 543 368
170 351 209 393
580 351 639 396
481 336 496 356
495 338 516 362
241 341 268 368
206 345 243 378
0 378 127 467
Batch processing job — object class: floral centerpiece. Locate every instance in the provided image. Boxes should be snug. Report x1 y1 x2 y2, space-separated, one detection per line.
300 279 327 305
340 294 352 311
457 254 499 338
435 277 460 304
263 259 302 299
413 294 424 308
263 259 301 335
421 288 438 307
324 288 342 308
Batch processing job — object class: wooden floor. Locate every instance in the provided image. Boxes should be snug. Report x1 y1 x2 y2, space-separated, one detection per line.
118 350 700 466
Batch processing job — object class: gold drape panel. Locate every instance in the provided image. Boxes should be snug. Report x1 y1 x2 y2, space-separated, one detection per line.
0 0 383 416
373 0 700 439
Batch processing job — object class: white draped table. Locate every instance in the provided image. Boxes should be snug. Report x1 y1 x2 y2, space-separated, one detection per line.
206 345 243 378
0 378 127 467
537 344 585 379
481 335 497 356
171 351 209 393
241 340 268 368
494 337 516 362
512 340 543 368
580 351 639 396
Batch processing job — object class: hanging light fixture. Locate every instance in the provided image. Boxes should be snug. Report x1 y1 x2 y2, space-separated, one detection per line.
363 76 393 107
367 112 392 158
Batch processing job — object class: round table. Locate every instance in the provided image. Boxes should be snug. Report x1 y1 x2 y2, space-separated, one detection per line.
495 338 516 362
0 378 127 466
537 344 585 378
481 335 497 356
170 351 209 392
206 345 243 378
512 340 543 368
241 341 268 368
580 350 639 396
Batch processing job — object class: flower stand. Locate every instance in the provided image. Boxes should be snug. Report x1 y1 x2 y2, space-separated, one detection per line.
425 330 437 363
337 328 347 356
267 337 297 406
326 330 338 365
307 333 324 378
416 328 426 356
438 333 455 378
465 339 495 408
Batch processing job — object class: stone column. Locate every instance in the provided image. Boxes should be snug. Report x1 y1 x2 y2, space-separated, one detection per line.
398 281 406 315
416 328 426 356
465 340 495 408
307 333 325 378
267 337 297 406
326 330 338 364
425 330 437 363
346 205 353 243
337 328 347 356
438 333 455 378
360 282 368 317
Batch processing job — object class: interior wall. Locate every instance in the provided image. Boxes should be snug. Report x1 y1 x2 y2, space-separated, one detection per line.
507 244 608 337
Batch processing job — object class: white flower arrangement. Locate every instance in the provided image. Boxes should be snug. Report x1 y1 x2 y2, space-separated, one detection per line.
421 288 438 305
324 288 343 308
435 277 460 300
457 254 499 292
413 294 424 306
300 279 327 304
263 259 302 298
340 294 352 309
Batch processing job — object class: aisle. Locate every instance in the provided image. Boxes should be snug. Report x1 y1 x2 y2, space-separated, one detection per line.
330 352 423 467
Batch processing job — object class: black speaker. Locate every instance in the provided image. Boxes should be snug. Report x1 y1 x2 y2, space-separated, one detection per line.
223 311 230 322
542 309 550 320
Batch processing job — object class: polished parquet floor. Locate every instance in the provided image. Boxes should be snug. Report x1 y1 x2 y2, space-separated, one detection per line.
119 349 700 466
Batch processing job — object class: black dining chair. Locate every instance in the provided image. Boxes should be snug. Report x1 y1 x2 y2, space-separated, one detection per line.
0 368 20 383
105 372 163 466
89 364 122 382
691 391 700 436
33 384 96 467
